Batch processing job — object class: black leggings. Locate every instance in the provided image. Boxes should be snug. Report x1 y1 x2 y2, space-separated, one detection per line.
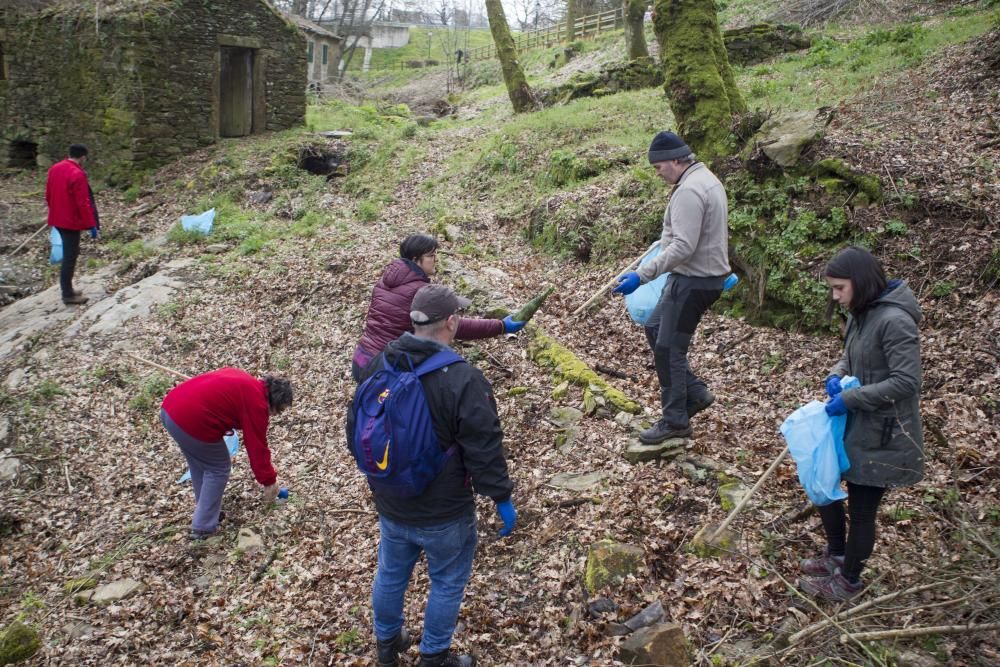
816 482 887 581
56 227 81 298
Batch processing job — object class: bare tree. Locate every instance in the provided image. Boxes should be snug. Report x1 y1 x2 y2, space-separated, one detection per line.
485 0 538 112
437 0 451 25
623 0 648 59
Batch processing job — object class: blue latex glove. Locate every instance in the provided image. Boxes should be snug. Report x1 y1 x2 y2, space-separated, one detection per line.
612 272 641 295
495 499 516 537
825 375 842 398
825 394 847 417
90 226 99 239
502 315 526 333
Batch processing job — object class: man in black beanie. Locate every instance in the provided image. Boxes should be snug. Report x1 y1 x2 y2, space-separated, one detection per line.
612 131 731 443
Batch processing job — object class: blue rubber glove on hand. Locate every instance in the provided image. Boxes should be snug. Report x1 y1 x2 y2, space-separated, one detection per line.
612 272 641 295
90 226 99 239
825 375 843 398
502 315 526 334
495 499 516 537
825 394 847 417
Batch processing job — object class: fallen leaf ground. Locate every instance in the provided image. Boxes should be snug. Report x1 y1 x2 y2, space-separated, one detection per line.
1 24 998 667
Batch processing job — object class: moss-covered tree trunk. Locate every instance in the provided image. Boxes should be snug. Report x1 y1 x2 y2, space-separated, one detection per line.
486 0 538 113
652 0 746 159
623 0 649 59
566 0 577 41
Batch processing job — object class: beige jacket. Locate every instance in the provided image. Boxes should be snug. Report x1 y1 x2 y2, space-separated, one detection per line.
637 163 730 281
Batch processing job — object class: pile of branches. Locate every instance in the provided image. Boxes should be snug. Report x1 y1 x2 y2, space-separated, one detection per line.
769 0 881 27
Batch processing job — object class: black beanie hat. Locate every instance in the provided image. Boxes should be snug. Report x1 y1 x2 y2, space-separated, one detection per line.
647 131 691 163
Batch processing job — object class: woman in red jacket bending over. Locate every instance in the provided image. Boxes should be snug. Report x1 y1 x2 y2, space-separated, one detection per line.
351 233 525 381
160 369 293 540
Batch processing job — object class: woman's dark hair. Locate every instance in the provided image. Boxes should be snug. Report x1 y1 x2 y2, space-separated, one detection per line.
399 234 438 262
824 245 887 313
264 376 293 413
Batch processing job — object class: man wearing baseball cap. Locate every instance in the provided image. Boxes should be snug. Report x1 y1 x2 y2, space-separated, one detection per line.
351 283 515 667
612 131 732 444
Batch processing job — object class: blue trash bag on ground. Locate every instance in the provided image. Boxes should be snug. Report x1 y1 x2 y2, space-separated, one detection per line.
177 431 240 484
780 376 860 505
625 245 669 325
49 227 63 264
180 208 216 235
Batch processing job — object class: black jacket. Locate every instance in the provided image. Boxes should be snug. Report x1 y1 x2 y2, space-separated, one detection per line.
347 332 513 525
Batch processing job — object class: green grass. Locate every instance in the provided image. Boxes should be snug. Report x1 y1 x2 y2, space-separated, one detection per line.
349 26 496 72
736 11 997 110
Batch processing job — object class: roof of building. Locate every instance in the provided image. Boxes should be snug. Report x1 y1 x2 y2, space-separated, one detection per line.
285 12 341 40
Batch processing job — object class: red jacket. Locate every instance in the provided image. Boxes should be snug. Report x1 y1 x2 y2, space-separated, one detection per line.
45 159 98 231
353 259 504 368
161 368 276 486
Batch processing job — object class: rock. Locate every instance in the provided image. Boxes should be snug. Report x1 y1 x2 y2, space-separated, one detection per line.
605 622 631 636
236 528 263 552
0 418 9 445
676 454 726 473
192 575 211 591
74 589 95 604
0 620 41 664
444 224 462 242
587 597 618 618
5 369 26 391
718 482 751 511
548 471 607 492
614 411 633 428
203 244 229 255
623 438 686 464
548 406 583 428
415 115 436 126
247 189 273 205
317 130 353 138
584 539 644 594
482 267 509 282
63 622 97 639
618 622 690 666
0 457 21 483
723 23 812 66
756 109 835 167
91 578 145 603
896 649 940 667
551 381 569 400
624 600 665 632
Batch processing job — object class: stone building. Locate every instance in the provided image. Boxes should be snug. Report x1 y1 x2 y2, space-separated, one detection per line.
286 13 342 87
0 0 307 183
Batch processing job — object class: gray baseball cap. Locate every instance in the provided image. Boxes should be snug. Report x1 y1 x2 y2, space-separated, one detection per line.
410 284 471 324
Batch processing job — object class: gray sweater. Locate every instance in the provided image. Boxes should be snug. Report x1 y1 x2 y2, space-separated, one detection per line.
638 162 731 282
832 280 924 488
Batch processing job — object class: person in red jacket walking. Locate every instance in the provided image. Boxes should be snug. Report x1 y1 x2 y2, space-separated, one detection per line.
351 233 526 381
45 144 99 305
160 369 293 540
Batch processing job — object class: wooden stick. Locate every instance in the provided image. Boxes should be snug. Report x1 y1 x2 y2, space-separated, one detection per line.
789 581 947 644
571 240 659 317
841 622 1000 643
125 352 191 380
10 223 48 255
702 446 789 545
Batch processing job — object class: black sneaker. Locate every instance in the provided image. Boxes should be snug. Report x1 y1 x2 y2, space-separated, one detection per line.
687 392 715 418
376 628 411 667
638 420 692 445
417 649 476 667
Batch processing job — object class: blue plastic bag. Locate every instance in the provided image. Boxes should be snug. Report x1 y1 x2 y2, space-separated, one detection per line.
49 227 63 264
780 376 860 505
624 245 669 325
180 208 216 235
177 431 240 484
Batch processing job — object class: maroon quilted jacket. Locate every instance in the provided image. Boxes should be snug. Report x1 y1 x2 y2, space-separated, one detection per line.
353 259 504 368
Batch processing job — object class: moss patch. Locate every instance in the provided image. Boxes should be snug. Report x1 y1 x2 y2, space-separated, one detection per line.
584 539 645 594
813 158 883 205
0 620 41 665
528 330 640 413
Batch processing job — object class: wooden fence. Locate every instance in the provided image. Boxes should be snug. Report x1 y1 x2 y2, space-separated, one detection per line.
368 7 624 72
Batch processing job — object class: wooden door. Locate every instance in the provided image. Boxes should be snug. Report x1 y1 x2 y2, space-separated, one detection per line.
219 47 253 137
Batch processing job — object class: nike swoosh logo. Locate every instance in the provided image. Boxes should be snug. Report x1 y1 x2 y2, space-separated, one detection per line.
375 442 389 470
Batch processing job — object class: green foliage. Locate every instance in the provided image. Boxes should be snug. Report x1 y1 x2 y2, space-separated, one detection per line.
931 280 956 297
357 199 380 222
32 380 67 402
885 219 909 236
167 222 207 246
128 373 173 412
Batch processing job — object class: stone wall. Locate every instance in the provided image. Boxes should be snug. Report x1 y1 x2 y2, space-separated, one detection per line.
0 0 306 184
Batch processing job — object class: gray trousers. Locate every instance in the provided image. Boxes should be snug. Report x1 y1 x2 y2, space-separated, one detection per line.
161 408 231 533
643 274 723 427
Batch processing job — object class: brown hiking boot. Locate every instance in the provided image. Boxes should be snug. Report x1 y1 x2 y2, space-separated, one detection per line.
799 568 864 602
799 550 845 576
62 294 89 305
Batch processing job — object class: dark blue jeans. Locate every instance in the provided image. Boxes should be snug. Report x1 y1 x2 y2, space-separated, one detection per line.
56 227 81 298
372 513 478 655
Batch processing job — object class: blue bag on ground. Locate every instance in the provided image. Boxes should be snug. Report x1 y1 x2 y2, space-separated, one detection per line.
625 245 669 325
350 349 464 497
780 376 859 505
177 431 240 484
180 208 215 235
49 227 63 264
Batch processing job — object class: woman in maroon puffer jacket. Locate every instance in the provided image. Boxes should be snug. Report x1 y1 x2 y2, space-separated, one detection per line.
351 234 524 380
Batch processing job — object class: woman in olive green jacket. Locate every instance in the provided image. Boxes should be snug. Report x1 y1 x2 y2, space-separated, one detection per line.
799 246 923 602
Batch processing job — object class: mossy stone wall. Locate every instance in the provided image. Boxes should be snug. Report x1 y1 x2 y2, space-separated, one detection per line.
0 0 305 183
